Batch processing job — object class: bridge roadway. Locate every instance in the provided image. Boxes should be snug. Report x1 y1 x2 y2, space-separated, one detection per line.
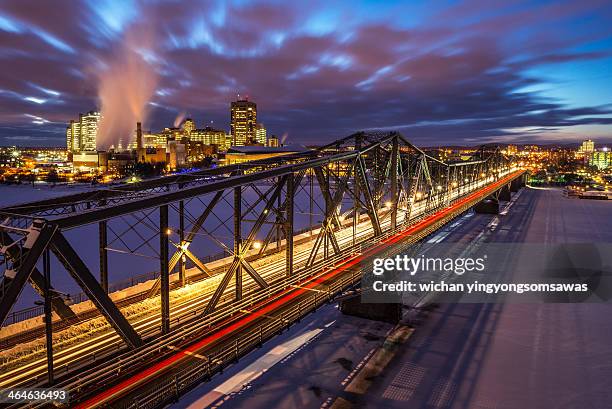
0 171 522 406
66 170 524 409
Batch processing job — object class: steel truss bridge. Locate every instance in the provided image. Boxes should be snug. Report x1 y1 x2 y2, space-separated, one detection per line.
0 131 523 408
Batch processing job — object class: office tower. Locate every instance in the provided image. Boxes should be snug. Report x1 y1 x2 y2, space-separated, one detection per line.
579 139 595 156
66 120 80 152
79 111 101 151
255 123 267 145
230 98 257 146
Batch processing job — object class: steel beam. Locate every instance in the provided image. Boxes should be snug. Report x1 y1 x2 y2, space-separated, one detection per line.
178 201 185 287
160 205 170 334
203 257 240 315
390 135 399 230
50 232 142 348
0 230 77 321
355 156 382 236
2 151 321 217
148 192 223 297
43 248 53 385
28 269 77 321
99 220 108 293
51 151 358 229
234 185 242 301
0 223 57 326
285 175 294 277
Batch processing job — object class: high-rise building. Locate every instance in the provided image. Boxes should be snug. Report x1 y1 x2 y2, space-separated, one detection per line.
255 123 267 145
589 149 611 170
79 111 101 151
66 120 80 152
181 118 195 136
66 111 100 153
579 139 595 156
230 98 257 146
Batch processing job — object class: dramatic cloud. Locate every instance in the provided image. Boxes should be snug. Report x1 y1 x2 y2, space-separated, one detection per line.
1 0 612 146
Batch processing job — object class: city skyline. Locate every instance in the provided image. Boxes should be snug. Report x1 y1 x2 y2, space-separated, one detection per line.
1 0 612 147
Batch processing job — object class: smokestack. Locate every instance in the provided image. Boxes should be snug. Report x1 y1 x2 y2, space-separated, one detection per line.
137 122 143 150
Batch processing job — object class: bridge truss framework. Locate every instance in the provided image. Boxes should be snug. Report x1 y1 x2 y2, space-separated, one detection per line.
0 131 514 384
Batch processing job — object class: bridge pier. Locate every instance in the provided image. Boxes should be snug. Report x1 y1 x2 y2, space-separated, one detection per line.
474 197 499 214
510 175 526 192
498 185 512 201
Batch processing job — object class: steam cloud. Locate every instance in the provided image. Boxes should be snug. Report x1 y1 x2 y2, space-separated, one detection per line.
174 111 186 128
96 24 159 149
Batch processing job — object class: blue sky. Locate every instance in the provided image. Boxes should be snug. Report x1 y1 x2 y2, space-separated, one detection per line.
1 0 612 147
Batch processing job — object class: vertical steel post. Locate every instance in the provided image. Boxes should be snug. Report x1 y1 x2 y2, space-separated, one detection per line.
445 166 451 206
309 172 314 239
178 200 186 287
276 182 282 251
43 248 54 385
234 185 242 301
353 137 361 246
324 168 330 259
285 175 294 277
99 220 108 293
390 135 399 230
160 205 170 334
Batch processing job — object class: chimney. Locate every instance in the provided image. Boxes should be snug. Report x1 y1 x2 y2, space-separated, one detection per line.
137 122 143 150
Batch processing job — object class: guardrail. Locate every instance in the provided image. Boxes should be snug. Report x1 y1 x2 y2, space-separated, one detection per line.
112 178 492 409
119 268 361 409
13 170 522 409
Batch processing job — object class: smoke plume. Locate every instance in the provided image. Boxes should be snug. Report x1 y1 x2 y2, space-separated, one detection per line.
96 23 159 149
280 132 289 145
174 111 186 128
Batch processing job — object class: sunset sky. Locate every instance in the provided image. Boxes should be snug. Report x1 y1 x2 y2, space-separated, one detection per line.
1 0 612 146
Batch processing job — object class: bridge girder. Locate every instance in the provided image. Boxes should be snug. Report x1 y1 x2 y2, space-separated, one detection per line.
0 131 516 352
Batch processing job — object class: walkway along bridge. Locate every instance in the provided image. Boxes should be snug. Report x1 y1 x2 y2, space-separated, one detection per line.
0 131 524 407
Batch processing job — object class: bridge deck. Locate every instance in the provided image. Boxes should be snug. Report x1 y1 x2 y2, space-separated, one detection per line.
67 171 524 408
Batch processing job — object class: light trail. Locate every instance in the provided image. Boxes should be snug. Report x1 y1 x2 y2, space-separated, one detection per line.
74 170 523 408
0 171 518 389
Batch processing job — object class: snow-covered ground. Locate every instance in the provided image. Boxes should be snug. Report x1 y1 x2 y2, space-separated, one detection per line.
0 183 98 207
170 303 394 409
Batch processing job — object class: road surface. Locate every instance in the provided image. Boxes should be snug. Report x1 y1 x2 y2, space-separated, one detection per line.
362 187 612 409
174 187 612 409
